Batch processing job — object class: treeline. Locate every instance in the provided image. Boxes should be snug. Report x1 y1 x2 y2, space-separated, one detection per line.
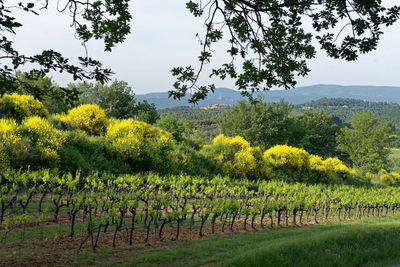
294 98 400 132
164 98 400 145
159 107 225 140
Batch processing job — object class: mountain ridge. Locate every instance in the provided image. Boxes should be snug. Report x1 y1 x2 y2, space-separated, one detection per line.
136 84 400 109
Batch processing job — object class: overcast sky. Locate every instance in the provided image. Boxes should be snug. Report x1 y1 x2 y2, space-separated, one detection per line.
9 0 400 94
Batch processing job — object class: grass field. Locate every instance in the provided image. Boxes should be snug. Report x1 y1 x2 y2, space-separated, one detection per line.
72 216 400 267
390 148 400 160
389 148 400 172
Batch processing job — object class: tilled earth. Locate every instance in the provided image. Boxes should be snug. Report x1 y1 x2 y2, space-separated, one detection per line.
0 215 343 267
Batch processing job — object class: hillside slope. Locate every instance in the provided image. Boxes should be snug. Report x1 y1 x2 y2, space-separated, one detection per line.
137 84 400 109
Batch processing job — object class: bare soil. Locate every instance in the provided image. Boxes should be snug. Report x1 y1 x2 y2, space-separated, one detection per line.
0 214 349 267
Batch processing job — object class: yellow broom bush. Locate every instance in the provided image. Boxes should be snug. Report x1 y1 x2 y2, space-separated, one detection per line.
106 119 173 160
59 104 109 135
309 155 332 182
264 145 310 182
23 116 65 162
0 118 21 168
203 134 273 180
0 93 49 122
324 157 351 178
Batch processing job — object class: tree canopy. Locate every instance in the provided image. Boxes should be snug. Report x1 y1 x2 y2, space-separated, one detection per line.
71 80 159 123
73 80 136 119
337 110 393 173
1 1 399 103
295 110 340 158
221 99 296 149
0 0 131 98
221 99 341 158
156 113 190 143
172 1 400 102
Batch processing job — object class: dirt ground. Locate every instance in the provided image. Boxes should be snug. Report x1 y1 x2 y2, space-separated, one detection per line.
0 214 353 267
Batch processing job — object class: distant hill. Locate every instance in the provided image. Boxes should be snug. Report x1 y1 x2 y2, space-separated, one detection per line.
136 88 242 109
136 84 400 109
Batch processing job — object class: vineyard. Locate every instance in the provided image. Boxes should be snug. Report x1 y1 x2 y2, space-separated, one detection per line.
3 1 400 264
1 169 399 255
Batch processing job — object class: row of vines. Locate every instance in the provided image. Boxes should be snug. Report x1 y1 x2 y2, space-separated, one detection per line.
1 170 399 250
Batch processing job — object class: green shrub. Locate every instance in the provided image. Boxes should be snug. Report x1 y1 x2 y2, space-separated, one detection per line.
60 131 131 175
157 143 217 177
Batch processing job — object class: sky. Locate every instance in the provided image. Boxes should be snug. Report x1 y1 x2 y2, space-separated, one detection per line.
8 0 400 94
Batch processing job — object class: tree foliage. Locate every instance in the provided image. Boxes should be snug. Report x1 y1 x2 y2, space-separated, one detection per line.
295 98 400 139
337 110 393 172
221 100 295 149
172 1 400 102
221 100 340 158
1 1 399 104
14 72 77 114
73 80 159 123
134 100 160 124
156 113 191 143
74 80 136 119
295 110 340 158
0 1 132 99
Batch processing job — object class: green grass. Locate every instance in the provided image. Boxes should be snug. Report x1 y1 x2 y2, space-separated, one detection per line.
388 148 400 172
390 148 400 161
77 216 400 267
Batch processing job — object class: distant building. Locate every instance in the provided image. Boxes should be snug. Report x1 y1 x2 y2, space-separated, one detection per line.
200 104 230 110
302 106 313 110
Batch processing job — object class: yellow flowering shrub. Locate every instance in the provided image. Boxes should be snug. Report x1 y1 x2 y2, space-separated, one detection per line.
309 155 331 182
264 145 310 181
309 156 351 182
0 119 21 168
23 116 65 161
365 171 375 180
203 134 273 180
0 93 49 122
235 146 275 180
106 119 173 160
324 157 351 178
376 169 400 186
378 169 394 186
61 104 109 135
391 172 400 182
